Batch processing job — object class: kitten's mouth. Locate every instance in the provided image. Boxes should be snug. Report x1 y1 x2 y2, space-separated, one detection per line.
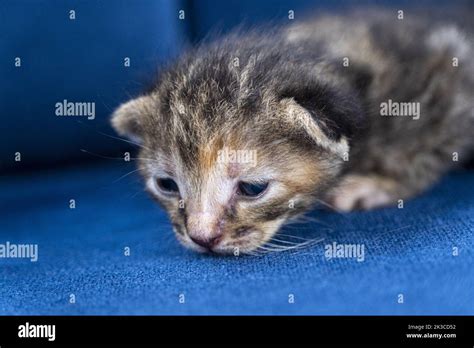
183 231 263 255
173 223 268 255
190 240 239 255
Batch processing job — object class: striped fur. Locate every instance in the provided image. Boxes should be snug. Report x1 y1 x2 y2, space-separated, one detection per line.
112 8 474 254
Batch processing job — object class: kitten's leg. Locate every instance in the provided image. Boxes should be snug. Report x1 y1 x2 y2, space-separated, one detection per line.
328 174 402 211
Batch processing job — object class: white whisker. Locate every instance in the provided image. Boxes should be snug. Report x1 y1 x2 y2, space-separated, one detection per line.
314 198 347 215
76 120 154 152
112 168 142 183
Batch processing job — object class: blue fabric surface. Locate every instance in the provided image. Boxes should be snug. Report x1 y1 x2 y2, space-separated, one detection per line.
1 162 473 315
0 0 187 170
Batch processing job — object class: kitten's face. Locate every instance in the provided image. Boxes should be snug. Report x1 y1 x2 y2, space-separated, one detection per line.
112 92 348 255
140 131 332 255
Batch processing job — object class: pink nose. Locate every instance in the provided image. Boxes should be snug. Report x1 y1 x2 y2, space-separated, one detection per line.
190 235 221 249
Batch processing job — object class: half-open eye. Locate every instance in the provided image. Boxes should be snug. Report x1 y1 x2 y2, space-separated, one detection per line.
237 181 269 198
156 177 179 194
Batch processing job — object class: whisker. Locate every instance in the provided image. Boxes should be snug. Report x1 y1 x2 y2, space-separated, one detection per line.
76 120 153 152
241 250 263 257
314 198 348 216
264 242 307 251
80 149 127 161
249 235 324 253
272 233 320 241
256 245 294 253
131 157 162 163
112 168 142 183
288 216 332 229
268 237 324 249
267 238 302 245
80 149 161 164
129 188 146 199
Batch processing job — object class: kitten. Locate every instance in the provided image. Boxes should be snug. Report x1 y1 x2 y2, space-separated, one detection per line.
111 9 474 254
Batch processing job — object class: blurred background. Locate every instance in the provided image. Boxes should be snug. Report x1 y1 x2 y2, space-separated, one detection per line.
0 0 461 173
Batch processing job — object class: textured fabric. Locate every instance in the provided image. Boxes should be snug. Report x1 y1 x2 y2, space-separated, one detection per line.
1 163 473 315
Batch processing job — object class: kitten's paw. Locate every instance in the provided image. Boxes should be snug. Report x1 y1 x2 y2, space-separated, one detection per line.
328 175 398 212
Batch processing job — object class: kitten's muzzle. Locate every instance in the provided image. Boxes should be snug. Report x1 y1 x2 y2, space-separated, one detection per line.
189 235 222 250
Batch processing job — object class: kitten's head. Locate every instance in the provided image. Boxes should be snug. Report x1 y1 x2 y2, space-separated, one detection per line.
111 49 363 254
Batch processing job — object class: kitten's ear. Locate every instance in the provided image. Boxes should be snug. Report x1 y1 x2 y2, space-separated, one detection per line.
279 86 365 159
111 95 153 143
280 98 350 159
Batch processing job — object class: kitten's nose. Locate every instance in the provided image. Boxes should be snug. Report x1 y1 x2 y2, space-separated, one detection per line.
190 235 221 249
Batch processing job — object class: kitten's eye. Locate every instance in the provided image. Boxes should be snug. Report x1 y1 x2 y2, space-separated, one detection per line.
156 177 179 194
237 181 269 198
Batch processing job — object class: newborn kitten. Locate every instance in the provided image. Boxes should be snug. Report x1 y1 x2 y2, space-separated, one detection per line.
111 10 474 254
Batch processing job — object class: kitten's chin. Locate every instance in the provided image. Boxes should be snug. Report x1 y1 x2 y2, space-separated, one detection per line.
174 233 264 256
211 241 263 255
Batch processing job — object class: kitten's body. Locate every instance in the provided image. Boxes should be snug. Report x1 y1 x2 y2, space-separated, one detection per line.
112 9 474 253
285 10 474 209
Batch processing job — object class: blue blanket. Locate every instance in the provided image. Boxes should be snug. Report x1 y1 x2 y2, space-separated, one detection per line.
1 162 473 315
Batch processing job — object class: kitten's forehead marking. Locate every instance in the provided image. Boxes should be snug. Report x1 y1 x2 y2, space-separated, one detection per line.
184 155 236 240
